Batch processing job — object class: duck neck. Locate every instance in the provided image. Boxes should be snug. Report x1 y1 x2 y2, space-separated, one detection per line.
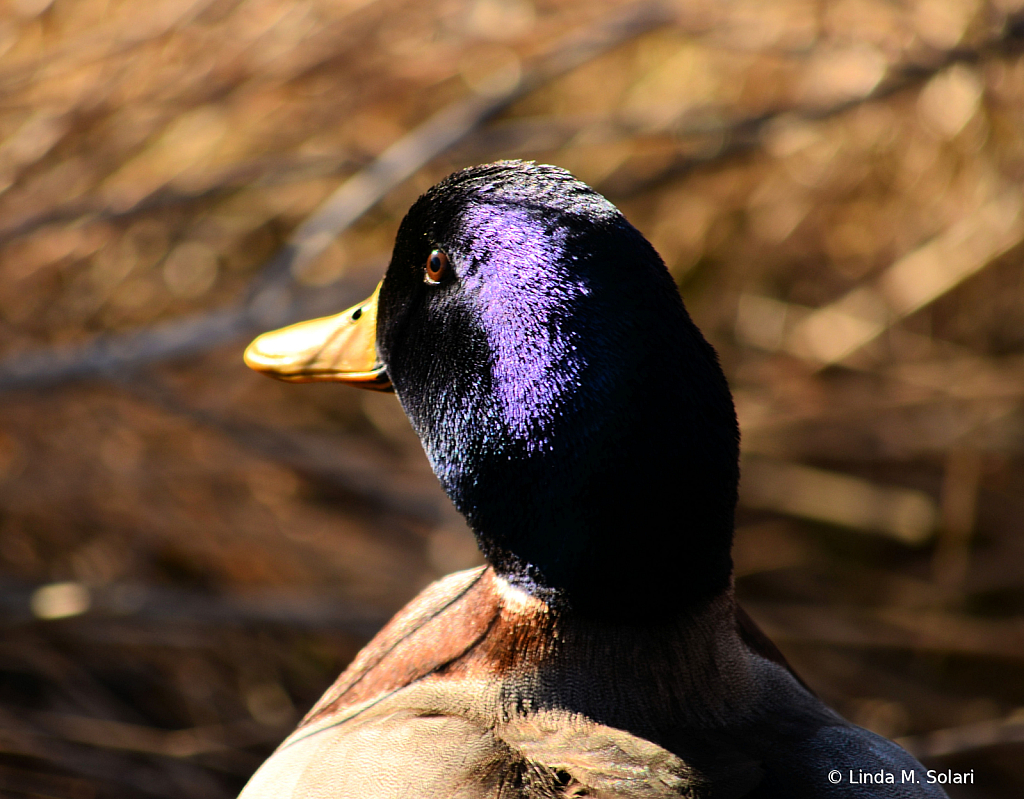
411 314 740 620
386 214 740 619
490 570 753 731
474 374 738 619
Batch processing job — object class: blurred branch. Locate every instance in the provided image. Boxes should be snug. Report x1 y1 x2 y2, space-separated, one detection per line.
740 396 1022 472
0 717 224 798
899 713 1024 759
30 712 280 759
4 578 391 636
0 0 230 94
738 290 1024 400
747 602 1024 659
887 355 1024 401
0 255 384 391
740 456 937 545
0 1 673 395
241 0 675 295
0 761 98 799
0 153 362 249
112 369 447 524
603 12 1024 197
785 194 1024 367
0 307 253 393
15 14 1023 249
1 7 1022 396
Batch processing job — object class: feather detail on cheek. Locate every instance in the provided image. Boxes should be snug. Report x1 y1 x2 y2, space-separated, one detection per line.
459 206 591 450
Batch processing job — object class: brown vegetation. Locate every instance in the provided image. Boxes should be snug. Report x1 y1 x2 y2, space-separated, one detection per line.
0 0 1022 795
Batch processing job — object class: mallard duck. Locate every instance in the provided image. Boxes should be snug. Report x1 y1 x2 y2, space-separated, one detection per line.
240 161 946 798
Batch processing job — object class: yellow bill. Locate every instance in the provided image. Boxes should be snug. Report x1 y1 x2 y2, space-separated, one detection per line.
243 282 392 390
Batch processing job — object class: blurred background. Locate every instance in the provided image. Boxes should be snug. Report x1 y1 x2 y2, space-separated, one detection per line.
0 0 1022 795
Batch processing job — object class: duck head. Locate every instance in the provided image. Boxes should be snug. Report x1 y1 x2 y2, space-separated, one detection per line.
246 161 739 619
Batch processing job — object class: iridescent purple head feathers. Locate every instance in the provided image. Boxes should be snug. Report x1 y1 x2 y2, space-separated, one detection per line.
376 161 739 616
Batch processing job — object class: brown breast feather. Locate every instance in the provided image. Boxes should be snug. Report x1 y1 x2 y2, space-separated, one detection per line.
301 567 811 730
300 566 556 729
274 573 794 798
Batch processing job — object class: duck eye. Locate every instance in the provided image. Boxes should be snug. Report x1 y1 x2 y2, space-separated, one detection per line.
425 249 449 284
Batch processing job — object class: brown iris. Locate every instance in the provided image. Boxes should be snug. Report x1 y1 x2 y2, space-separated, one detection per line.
426 249 449 283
